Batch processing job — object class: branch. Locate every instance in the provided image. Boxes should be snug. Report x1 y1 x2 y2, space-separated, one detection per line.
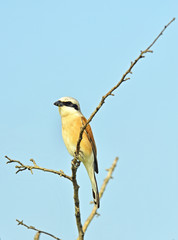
82 157 119 235
74 17 176 160
16 219 61 240
71 161 84 240
72 17 175 239
5 156 72 181
74 157 119 240
145 17 175 51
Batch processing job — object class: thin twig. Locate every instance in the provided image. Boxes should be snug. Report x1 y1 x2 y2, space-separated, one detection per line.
16 219 62 240
145 17 175 51
5 156 72 181
82 157 119 235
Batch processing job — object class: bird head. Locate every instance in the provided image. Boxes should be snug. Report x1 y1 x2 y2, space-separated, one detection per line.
54 97 81 117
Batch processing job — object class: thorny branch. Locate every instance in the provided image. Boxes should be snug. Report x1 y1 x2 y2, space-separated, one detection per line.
5 156 72 181
16 219 61 240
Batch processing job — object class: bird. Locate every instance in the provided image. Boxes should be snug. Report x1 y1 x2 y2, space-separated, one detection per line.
54 96 100 208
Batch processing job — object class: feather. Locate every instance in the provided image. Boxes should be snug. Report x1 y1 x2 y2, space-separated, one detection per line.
81 117 99 173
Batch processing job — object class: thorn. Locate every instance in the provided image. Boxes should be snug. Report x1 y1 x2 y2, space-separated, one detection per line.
147 49 153 53
123 78 130 82
59 170 64 177
30 159 37 167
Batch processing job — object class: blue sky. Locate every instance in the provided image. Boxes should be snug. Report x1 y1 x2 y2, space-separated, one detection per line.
0 1 177 240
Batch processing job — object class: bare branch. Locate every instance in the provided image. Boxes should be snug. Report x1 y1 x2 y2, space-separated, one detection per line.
5 156 72 181
145 17 175 51
74 17 176 161
71 161 84 240
82 157 119 235
16 219 61 240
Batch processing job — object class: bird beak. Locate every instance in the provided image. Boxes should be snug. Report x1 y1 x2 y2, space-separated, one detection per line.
54 100 63 107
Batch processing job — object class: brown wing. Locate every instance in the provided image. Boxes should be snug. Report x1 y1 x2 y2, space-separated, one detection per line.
81 116 99 173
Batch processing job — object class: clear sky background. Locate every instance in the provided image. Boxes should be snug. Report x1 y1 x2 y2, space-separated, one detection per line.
0 1 177 240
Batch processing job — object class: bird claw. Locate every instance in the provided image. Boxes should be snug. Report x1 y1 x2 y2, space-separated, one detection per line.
75 160 81 168
71 158 81 168
72 159 81 168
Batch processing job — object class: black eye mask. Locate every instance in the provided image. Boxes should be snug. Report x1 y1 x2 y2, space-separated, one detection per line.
62 101 79 111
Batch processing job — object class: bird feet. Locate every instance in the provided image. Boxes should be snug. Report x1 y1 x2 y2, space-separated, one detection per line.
72 159 81 169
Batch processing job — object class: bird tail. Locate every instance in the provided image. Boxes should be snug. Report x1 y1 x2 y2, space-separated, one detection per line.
83 158 100 208
92 174 100 208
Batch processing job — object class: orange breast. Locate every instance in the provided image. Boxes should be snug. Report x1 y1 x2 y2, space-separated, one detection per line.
61 115 94 159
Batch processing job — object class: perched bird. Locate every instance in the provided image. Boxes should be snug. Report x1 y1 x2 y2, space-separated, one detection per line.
54 97 100 208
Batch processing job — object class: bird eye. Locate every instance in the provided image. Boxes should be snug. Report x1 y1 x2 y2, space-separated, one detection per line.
63 101 72 107
62 101 79 111
72 104 79 111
